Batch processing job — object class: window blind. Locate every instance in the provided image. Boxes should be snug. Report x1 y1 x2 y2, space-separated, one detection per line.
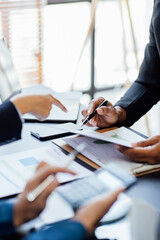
0 0 46 87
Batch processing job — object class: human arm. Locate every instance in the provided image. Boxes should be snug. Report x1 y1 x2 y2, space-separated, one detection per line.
82 1 160 128
0 162 75 239
81 97 126 128
13 162 75 227
0 94 67 144
114 0 160 126
14 161 121 229
11 94 67 121
0 159 122 240
115 135 160 164
23 190 122 240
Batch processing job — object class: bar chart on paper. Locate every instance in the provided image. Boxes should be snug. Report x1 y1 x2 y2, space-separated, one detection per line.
0 146 57 198
0 157 40 198
71 127 145 147
63 135 144 172
0 145 92 198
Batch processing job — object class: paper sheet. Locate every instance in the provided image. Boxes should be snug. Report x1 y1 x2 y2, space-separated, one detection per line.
70 127 145 147
0 144 92 198
63 134 160 175
63 135 143 173
52 124 145 147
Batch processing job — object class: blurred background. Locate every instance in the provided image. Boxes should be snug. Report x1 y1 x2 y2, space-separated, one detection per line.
0 0 159 136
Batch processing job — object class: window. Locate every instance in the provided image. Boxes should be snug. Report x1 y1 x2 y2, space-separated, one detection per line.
0 0 153 98
43 2 91 92
0 0 46 87
95 0 152 91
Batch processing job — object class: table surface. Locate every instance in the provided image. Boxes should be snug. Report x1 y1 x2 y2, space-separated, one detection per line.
0 122 160 211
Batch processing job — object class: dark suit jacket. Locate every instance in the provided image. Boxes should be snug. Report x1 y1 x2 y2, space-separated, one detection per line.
0 201 87 240
115 0 160 126
0 101 22 145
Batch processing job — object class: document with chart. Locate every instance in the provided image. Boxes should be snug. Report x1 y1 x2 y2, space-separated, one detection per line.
62 129 160 176
0 145 92 198
71 127 145 147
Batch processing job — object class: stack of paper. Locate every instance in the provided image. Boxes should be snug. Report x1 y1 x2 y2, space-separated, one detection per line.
61 127 160 176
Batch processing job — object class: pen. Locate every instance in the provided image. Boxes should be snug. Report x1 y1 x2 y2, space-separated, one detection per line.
27 143 86 202
80 99 108 128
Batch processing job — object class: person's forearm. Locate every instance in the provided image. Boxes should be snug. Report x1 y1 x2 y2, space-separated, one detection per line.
115 80 160 127
24 220 88 240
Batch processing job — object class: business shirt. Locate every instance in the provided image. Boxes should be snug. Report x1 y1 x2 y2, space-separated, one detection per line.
115 0 160 126
0 101 22 145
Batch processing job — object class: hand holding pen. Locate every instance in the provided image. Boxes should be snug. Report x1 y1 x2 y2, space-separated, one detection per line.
14 157 122 234
27 143 86 202
14 162 76 227
14 143 86 227
13 142 122 235
81 97 124 128
81 98 108 127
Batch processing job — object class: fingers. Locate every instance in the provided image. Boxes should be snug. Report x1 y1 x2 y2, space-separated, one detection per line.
81 109 88 119
81 97 105 118
116 144 146 159
100 188 124 206
27 163 76 192
116 136 160 164
90 188 124 213
97 104 115 116
14 162 76 226
88 97 105 115
36 161 48 171
73 189 123 234
81 98 118 128
36 161 76 175
132 135 160 148
96 106 107 115
50 95 68 112
37 177 58 203
115 144 157 163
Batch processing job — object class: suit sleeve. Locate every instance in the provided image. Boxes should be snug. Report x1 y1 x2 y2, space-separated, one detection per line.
0 101 22 145
0 201 16 238
115 0 160 126
23 220 88 240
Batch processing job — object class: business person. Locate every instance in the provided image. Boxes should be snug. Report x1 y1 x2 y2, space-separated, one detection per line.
82 0 160 164
0 161 122 240
0 94 67 145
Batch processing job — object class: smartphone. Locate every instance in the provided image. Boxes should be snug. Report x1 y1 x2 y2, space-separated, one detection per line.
56 163 137 210
31 125 73 141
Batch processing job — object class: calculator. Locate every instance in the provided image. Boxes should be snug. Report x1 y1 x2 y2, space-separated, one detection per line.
56 163 136 210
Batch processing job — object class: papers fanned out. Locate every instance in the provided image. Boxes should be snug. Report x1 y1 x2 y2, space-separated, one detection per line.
71 127 145 147
52 123 145 147
0 145 92 198
61 127 160 176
